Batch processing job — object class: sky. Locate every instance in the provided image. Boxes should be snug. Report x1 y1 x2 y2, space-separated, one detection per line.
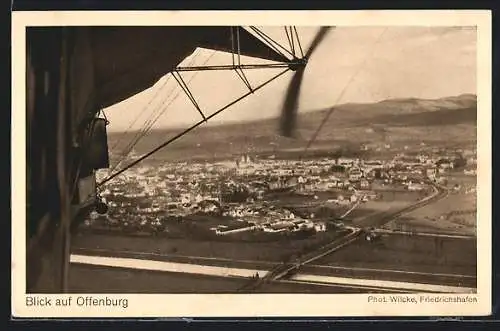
103 26 476 132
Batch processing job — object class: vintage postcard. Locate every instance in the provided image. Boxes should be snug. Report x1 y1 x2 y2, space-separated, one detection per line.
12 10 491 318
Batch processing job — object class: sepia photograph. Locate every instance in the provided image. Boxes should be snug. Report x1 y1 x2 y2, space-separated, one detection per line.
12 11 491 317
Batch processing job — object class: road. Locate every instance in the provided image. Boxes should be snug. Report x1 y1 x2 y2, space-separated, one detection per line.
69 180 459 293
372 228 474 239
237 202 365 292
237 227 362 291
239 181 451 292
353 181 448 228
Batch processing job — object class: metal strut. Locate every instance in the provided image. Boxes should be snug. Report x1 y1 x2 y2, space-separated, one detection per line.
175 63 297 72
249 26 295 59
97 27 307 187
230 26 236 66
230 26 244 66
98 68 291 187
175 25 301 109
285 26 295 57
172 70 207 122
284 26 293 55
176 26 305 73
293 26 304 58
284 26 304 59
235 67 253 93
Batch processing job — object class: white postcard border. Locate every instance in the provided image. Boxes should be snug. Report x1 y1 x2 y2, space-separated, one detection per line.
11 10 492 318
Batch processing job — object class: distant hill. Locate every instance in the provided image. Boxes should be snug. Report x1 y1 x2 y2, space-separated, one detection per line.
107 94 477 162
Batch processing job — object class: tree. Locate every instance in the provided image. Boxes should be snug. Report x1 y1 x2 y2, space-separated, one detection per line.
453 154 467 169
330 165 346 174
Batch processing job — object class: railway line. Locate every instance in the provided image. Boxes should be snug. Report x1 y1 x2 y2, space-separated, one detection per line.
69 180 456 293
356 181 448 229
238 181 450 292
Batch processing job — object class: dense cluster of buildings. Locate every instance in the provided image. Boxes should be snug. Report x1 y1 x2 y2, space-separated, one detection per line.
211 218 326 236
87 147 476 236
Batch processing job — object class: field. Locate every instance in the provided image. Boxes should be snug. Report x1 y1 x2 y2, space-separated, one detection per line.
72 228 350 263
71 247 280 270
69 231 477 293
349 200 413 222
383 173 476 235
82 210 337 243
313 233 476 277
346 188 427 228
68 264 249 293
68 264 370 293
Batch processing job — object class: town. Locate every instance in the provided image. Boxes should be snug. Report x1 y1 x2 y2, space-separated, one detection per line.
81 145 477 241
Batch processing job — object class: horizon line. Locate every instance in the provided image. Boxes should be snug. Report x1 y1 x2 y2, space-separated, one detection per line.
106 92 477 133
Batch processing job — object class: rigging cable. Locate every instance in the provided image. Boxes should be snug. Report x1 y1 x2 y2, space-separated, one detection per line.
301 27 388 157
101 50 218 183
130 50 205 142
105 78 177 175
108 80 179 172
108 50 214 174
106 49 205 175
98 67 291 187
107 74 173 156
108 49 202 169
